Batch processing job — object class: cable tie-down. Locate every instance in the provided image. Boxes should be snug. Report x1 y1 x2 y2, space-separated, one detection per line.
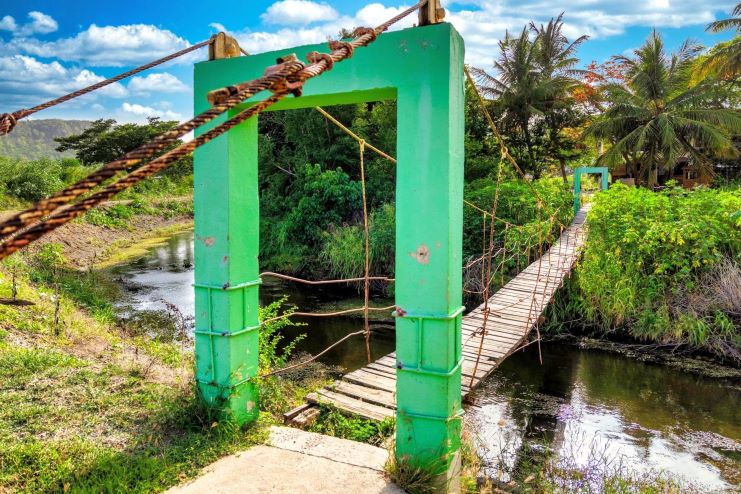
352 27 378 42
0 113 17 136
263 54 306 97
328 40 355 58
306 51 334 71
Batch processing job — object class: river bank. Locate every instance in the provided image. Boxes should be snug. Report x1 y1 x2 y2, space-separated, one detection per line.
2 203 739 492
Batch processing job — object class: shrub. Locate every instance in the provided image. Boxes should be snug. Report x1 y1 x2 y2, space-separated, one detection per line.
577 183 741 358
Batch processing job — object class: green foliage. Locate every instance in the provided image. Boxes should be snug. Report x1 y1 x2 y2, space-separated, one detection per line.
261 162 362 272
0 156 86 202
258 298 304 372
308 405 394 446
462 177 573 262
577 183 741 356
54 118 192 178
319 203 396 287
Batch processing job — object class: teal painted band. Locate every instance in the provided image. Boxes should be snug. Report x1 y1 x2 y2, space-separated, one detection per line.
393 305 465 320
193 279 262 291
399 407 465 423
194 324 260 338
397 357 463 377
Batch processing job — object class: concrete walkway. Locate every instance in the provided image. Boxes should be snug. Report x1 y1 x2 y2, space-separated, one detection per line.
166 426 404 494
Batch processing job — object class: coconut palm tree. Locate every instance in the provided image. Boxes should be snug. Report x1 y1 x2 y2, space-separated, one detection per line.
585 30 741 185
707 2 741 32
696 2 741 81
470 28 544 174
530 13 589 182
470 15 588 179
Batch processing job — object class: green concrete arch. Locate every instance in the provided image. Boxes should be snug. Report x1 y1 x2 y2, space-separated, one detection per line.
193 23 465 483
574 166 609 214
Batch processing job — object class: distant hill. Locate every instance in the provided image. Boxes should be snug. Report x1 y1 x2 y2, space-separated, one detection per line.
0 119 91 160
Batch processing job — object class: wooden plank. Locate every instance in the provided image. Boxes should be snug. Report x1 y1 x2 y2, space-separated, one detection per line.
330 380 397 409
308 390 394 421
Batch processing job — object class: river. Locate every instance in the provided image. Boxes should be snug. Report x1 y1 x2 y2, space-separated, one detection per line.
108 229 740 491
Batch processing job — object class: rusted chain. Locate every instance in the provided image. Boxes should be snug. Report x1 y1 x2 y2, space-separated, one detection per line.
0 1 428 260
0 37 215 136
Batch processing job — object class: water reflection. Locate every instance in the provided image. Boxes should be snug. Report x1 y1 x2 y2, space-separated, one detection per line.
467 344 741 491
109 230 741 491
109 230 394 371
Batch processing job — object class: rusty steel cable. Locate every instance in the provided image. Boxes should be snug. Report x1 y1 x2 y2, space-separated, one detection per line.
0 60 307 241
260 272 394 285
0 1 428 261
0 38 215 136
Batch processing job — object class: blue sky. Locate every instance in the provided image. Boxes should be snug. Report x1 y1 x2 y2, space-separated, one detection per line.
0 0 735 122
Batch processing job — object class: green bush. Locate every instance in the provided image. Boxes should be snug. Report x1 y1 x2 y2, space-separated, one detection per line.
463 177 573 265
0 157 85 202
577 183 741 357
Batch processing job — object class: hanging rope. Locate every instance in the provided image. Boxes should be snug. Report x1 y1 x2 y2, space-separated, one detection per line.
0 38 216 136
359 139 373 363
0 1 429 261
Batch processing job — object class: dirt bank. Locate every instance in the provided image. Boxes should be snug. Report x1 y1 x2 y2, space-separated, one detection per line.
35 214 193 269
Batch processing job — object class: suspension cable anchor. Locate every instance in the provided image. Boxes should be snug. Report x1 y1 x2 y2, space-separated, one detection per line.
263 54 306 97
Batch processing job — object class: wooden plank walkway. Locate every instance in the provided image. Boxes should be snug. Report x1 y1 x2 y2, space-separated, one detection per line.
292 206 590 422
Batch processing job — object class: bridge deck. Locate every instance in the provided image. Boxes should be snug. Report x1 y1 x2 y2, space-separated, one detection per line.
292 206 590 422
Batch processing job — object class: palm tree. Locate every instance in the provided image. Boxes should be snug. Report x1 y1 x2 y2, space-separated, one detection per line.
530 13 589 182
695 3 741 81
707 2 741 32
470 15 588 180
585 31 741 185
469 28 544 174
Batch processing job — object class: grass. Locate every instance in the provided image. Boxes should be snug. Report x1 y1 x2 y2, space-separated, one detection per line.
0 247 343 493
307 405 394 446
0 342 270 493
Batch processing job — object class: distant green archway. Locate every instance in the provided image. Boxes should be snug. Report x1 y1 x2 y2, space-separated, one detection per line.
574 166 608 214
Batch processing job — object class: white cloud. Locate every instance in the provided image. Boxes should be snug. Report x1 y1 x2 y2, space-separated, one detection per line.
1 11 59 37
119 102 183 122
0 55 126 109
0 16 17 32
442 0 733 67
223 2 416 54
261 1 339 25
128 72 189 95
17 24 196 67
18 11 58 36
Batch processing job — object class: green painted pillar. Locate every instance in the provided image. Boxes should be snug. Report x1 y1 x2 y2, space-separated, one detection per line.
192 110 261 423
394 30 465 487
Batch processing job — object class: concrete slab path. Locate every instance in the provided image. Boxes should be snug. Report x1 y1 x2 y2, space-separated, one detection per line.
166 426 404 494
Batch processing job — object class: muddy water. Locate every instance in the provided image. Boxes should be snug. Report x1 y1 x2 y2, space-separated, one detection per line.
110 230 740 491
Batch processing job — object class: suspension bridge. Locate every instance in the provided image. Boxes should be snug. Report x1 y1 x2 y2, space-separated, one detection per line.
0 1 608 490
289 205 590 423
